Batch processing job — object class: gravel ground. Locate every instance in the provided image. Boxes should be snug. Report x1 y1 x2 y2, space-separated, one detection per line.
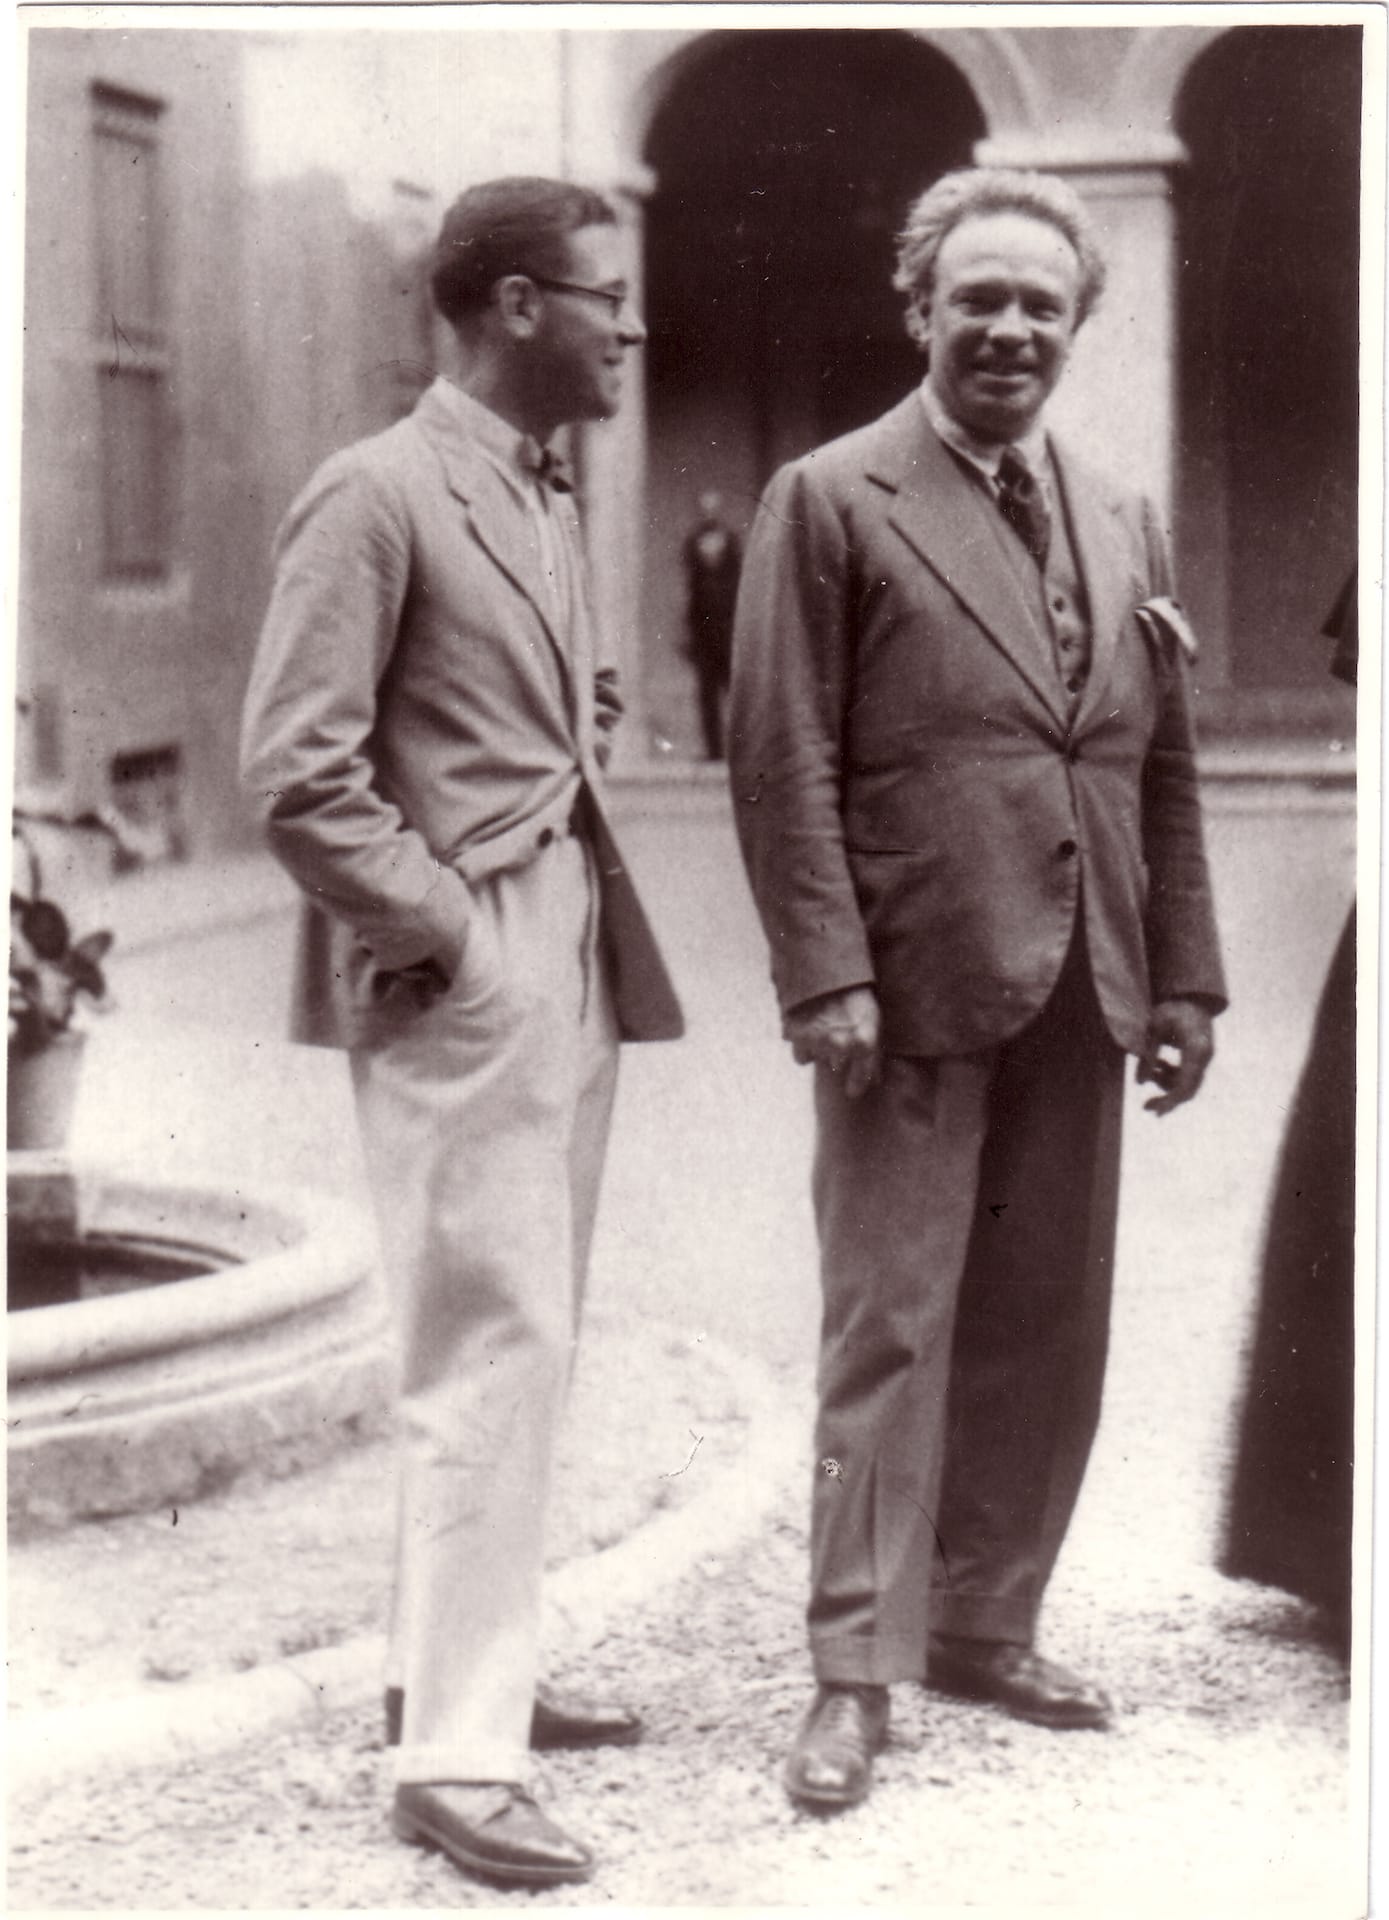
7 785 1365 1911
7 1476 1352 1911
7 1304 746 1717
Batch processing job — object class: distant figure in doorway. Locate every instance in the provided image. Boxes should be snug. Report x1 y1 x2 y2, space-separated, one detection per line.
1221 571 1356 1661
730 167 1228 1812
682 490 742 759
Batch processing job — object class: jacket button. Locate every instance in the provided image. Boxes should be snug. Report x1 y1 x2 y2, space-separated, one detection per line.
1057 838 1078 860
538 827 554 848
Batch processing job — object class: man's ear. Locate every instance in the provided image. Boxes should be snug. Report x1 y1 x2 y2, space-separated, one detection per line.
493 274 542 339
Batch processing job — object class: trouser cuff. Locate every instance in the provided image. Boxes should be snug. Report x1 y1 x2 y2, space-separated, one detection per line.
811 1630 926 1687
394 1742 528 1787
928 1591 1037 1645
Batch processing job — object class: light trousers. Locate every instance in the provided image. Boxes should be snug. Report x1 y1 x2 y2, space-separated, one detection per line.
809 929 1124 1684
351 832 618 1783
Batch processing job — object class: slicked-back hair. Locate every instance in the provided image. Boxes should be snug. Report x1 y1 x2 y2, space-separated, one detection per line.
893 168 1106 351
430 176 618 329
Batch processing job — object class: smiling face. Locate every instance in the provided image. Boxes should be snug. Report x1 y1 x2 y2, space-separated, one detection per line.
529 222 646 428
922 210 1083 443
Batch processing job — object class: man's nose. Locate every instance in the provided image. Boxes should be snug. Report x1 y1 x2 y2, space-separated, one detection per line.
986 301 1030 342
619 306 647 347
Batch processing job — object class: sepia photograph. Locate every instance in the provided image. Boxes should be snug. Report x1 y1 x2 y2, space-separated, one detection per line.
5 3 1381 1910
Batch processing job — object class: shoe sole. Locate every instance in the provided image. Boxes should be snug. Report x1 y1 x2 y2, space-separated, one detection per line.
531 1723 644 1751
391 1808 595 1887
927 1679 1112 1731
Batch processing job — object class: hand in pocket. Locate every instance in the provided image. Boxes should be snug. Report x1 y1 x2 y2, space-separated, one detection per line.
371 956 451 1011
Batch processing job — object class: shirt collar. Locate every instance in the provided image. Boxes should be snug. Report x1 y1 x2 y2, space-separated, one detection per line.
426 377 557 494
918 380 1050 485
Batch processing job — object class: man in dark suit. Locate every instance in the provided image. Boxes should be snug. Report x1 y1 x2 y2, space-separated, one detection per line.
729 168 1227 1810
242 178 682 1888
682 489 742 759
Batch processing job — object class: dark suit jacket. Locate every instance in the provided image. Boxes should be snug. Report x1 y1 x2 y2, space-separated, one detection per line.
241 378 682 1048
729 395 1227 1059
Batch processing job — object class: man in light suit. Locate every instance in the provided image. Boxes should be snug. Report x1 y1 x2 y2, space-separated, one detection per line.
241 178 681 1888
729 168 1227 1811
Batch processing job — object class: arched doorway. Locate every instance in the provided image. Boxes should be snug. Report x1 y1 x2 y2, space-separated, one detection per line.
639 30 984 756
1173 26 1361 719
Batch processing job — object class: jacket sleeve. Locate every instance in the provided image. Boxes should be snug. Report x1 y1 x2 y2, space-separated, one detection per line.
728 459 876 1015
239 452 473 973
1137 498 1229 1011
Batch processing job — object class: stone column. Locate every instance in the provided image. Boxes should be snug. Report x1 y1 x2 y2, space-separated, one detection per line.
571 166 657 773
973 130 1187 523
560 32 660 769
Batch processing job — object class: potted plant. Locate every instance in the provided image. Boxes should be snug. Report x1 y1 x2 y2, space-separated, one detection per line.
9 823 113 1152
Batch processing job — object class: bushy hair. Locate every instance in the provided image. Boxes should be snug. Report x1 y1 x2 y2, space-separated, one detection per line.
431 177 618 329
893 168 1107 350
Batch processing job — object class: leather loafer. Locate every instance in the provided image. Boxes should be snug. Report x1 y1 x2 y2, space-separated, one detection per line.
384 1683 643 1751
531 1680 643 1749
392 1781 594 1888
927 1636 1112 1730
785 1683 889 1810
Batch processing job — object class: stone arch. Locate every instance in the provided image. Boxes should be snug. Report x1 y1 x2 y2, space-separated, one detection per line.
1168 23 1362 711
622 26 1036 167
1110 25 1231 138
627 28 988 758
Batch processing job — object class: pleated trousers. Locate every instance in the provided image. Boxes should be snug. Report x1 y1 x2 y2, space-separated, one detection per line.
809 925 1125 1684
351 830 619 1784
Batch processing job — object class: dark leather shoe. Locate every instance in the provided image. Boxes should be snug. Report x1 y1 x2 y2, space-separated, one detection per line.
927 1637 1112 1730
392 1782 594 1888
785 1684 889 1810
384 1683 642 1751
531 1680 643 1749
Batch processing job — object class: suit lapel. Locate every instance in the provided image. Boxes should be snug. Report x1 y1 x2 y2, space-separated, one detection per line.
412 383 580 725
1048 438 1130 731
558 492 601 772
869 402 1068 727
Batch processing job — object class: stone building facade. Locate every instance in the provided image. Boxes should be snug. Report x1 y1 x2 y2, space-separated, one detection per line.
15 20 1366 857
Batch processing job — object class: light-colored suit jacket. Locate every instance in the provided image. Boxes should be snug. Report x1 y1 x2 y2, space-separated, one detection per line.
729 395 1227 1059
241 378 682 1048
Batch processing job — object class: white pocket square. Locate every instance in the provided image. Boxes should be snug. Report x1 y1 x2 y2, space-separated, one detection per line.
1134 596 1199 663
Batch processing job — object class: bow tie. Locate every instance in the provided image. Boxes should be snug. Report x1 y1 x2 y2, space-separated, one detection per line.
517 439 573 492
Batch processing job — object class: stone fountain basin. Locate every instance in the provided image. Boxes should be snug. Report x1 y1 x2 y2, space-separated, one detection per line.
7 1156 392 1527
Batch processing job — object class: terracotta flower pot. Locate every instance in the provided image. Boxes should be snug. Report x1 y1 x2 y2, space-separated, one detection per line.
7 1031 87 1152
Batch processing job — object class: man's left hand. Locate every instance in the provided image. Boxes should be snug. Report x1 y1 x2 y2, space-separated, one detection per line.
1137 998 1216 1115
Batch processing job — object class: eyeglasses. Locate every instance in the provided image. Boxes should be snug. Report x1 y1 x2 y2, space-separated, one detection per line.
528 275 631 318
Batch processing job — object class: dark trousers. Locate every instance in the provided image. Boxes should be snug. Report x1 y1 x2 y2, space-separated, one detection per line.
808 930 1125 1684
1221 906 1354 1655
693 661 728 761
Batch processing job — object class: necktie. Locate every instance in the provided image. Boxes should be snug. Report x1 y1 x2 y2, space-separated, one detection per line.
995 446 1051 567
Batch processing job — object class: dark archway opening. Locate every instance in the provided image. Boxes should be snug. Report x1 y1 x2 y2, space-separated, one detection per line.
1175 26 1361 721
640 30 984 755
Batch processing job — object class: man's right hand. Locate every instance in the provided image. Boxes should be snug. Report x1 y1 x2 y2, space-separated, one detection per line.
783 986 882 1099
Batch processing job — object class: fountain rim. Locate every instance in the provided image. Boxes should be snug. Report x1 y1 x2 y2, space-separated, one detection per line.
7 1165 376 1383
